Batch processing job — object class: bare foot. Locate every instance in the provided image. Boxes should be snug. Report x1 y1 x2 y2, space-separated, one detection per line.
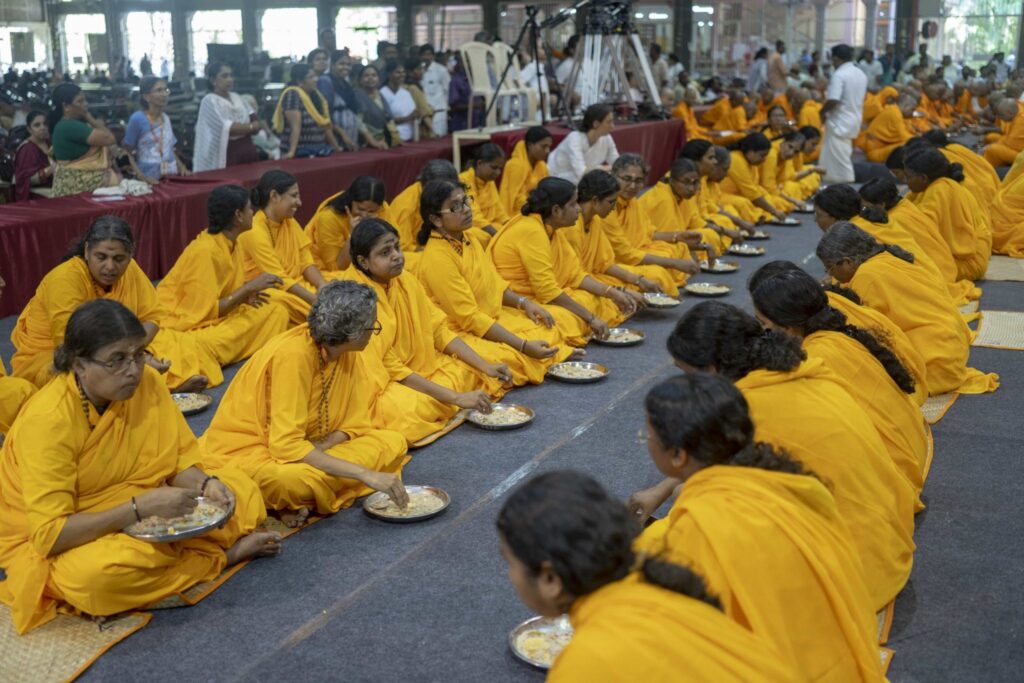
226 531 282 565
568 348 587 361
277 506 310 528
174 375 209 393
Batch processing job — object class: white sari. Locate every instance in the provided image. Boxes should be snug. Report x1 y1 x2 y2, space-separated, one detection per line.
193 92 254 172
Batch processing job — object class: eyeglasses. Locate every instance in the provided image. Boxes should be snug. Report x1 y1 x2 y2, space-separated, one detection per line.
86 350 150 375
616 175 645 187
364 320 383 336
441 196 474 214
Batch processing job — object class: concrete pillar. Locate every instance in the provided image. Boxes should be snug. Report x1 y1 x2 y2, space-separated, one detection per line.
482 1 499 39
894 0 914 56
813 0 828 56
103 0 124 70
863 0 878 52
396 0 414 49
674 0 693 71
316 2 336 45
170 5 190 80
241 0 261 55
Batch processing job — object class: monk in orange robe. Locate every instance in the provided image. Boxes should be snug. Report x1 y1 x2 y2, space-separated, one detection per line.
984 99 1024 167
862 94 916 162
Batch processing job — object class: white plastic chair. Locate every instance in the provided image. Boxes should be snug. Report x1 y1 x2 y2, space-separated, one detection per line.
459 42 497 128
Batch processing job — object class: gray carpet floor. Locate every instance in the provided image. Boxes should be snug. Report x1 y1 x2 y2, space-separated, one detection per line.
2 208 1022 681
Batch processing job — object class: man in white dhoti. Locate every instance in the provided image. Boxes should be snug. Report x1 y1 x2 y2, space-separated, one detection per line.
819 44 867 184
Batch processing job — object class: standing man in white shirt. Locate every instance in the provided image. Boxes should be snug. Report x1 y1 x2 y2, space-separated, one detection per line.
819 44 867 184
856 50 884 87
419 44 450 136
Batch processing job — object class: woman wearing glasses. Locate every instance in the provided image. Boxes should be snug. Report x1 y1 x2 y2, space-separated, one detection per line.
122 76 191 184
202 281 408 529
416 180 572 387
10 217 220 393
0 299 281 635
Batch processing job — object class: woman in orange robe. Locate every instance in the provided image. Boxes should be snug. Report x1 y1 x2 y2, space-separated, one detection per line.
498 470 793 682
862 95 915 163
489 178 638 345
458 143 510 246
677 140 754 236
989 165 1024 257
720 134 789 222
0 273 35 435
657 302 917 611
238 170 333 324
631 374 884 681
817 223 998 395
749 265 929 503
0 300 279 634
387 159 460 259
922 130 1000 200
498 126 552 217
904 147 992 281
304 175 390 272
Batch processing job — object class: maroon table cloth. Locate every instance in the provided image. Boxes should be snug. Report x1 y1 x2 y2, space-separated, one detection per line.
489 118 687 185
0 137 480 317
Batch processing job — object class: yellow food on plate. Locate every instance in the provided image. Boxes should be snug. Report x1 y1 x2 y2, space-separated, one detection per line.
548 364 606 380
607 329 643 343
127 501 224 536
516 629 573 667
367 490 445 518
685 283 731 295
172 393 210 411
643 293 681 306
470 405 532 427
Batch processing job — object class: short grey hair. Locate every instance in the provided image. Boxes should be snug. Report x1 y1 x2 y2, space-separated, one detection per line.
307 280 377 345
612 153 650 176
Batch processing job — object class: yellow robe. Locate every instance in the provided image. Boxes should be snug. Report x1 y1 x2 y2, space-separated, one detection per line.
862 104 911 163
797 101 824 162
639 466 884 682
387 181 425 255
606 194 694 276
348 268 504 442
10 258 221 390
0 361 35 434
1002 149 1024 186
803 330 928 503
201 326 407 513
156 230 291 370
758 147 796 211
908 177 992 282
735 359 916 610
670 102 710 141
459 168 510 247
639 180 724 255
825 290 928 407
700 97 730 127
416 233 571 385
938 143 1001 201
564 214 678 297
498 140 549 217
487 213 626 346
711 105 747 145
984 107 1024 167
850 251 998 395
720 151 774 220
238 210 320 324
849 215 952 304
549 574 793 682
886 199 981 303
303 192 393 272
0 368 265 634
990 169 1024 257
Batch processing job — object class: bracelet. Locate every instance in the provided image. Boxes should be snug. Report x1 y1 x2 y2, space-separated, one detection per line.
603 285 613 296
516 295 526 310
131 496 142 522
519 338 527 352
200 475 218 495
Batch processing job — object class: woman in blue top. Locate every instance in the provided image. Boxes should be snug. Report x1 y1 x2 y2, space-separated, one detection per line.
123 76 190 183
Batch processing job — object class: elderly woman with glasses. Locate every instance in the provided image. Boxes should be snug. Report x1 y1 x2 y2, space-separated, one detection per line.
202 280 409 529
0 299 281 635
10 217 220 393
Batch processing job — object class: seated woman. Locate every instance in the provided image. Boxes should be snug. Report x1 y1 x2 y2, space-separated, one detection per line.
904 147 992 282
547 103 619 184
858 176 978 303
13 110 53 201
817 223 999 396
272 64 342 159
155 184 291 374
123 76 190 183
989 157 1024 257
498 470 791 682
766 131 815 203
0 273 36 437
720 133 788 223
603 155 701 285
922 130 1001 200
631 374 884 682
11 217 216 392
749 264 929 503
349 219 508 443
305 176 389 272
677 141 755 237
389 159 461 255
46 83 117 197
791 126 825 196
193 62 263 172
653 301 916 611
354 65 402 150
499 126 552 216
0 300 280 634
458 143 511 246
488 178 636 346
798 124 823 165
202 281 408 527
570 170 677 297
639 157 730 257
417 180 572 386
238 170 333 324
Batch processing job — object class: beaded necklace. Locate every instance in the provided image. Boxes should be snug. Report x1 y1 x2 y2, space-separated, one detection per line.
315 352 341 441
75 375 95 430
428 229 466 256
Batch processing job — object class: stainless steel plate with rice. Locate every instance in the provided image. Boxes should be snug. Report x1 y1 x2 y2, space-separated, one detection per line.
684 282 732 297
123 496 229 543
467 403 535 430
546 361 609 384
172 392 213 416
592 328 646 347
745 230 771 240
509 615 574 670
363 485 451 523
769 217 802 226
642 292 681 308
727 244 766 256
700 260 739 273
